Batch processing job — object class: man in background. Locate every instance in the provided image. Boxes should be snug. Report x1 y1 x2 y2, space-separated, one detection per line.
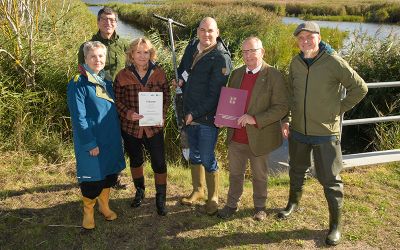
78 6 127 81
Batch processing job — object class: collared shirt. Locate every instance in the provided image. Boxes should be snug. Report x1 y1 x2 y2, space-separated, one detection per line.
246 63 262 74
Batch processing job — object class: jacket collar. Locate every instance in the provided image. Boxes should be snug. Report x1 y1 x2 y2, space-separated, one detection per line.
231 61 270 110
92 31 119 45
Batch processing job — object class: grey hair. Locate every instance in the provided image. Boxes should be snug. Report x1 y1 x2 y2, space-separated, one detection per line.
83 41 107 58
243 36 263 49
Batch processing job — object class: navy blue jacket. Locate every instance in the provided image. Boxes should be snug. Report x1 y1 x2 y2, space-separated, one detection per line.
178 37 232 126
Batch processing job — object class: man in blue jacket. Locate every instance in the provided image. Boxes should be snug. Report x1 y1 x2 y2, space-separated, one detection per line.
177 17 232 215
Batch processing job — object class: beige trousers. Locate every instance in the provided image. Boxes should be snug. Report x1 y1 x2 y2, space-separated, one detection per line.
226 141 269 209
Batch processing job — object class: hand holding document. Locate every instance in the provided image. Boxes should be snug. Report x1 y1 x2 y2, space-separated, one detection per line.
139 92 163 127
214 87 248 128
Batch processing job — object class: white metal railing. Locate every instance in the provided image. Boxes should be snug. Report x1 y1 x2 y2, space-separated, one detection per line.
366 81 400 88
341 81 400 168
342 116 400 126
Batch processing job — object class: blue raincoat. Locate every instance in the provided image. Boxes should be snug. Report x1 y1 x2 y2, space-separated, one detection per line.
67 70 125 183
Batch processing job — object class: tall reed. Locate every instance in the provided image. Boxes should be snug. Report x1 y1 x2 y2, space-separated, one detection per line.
0 0 96 162
342 31 400 152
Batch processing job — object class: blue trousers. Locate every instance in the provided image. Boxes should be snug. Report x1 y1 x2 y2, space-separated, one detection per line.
186 124 219 173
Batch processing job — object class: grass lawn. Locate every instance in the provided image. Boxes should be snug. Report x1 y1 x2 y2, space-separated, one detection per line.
0 151 399 249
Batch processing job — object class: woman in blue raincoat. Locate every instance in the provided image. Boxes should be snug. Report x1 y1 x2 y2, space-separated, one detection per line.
67 41 125 230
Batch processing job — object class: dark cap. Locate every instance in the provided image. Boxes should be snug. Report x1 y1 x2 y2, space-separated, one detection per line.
293 21 320 36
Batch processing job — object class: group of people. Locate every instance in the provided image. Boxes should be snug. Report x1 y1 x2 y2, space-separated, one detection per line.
67 7 368 246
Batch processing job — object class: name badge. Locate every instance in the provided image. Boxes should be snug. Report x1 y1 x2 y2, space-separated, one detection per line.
182 70 189 82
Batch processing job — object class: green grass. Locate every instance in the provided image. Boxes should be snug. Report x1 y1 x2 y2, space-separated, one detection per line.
304 14 365 22
1 152 399 249
1 1 399 247
155 0 400 24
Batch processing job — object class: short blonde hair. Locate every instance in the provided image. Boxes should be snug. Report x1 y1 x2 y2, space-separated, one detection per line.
126 37 157 65
83 41 107 58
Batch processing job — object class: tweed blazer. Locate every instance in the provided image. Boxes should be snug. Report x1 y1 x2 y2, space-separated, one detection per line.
226 61 289 156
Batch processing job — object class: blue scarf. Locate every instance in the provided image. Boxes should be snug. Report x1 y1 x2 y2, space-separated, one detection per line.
82 64 113 101
82 64 108 87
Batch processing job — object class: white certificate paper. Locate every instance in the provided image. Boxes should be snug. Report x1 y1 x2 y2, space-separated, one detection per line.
139 92 163 126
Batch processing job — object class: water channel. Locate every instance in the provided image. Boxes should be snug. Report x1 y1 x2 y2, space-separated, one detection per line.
83 0 400 46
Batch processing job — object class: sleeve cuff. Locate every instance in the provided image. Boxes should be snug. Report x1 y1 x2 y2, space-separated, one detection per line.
253 116 259 128
81 141 97 151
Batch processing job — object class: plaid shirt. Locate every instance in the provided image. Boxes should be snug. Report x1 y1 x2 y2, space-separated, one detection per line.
114 66 170 138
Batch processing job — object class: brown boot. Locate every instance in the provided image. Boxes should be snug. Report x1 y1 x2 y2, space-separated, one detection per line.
98 188 117 221
82 197 96 229
181 164 205 205
205 170 219 215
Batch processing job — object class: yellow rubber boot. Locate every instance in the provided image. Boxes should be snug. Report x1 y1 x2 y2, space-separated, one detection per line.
82 197 96 229
205 170 219 215
98 188 117 221
181 164 205 205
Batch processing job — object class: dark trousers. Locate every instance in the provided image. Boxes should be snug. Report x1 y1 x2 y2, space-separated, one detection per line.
288 134 344 209
80 174 118 199
122 130 167 174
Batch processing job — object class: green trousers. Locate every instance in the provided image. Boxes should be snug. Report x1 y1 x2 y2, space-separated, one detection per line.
288 135 344 210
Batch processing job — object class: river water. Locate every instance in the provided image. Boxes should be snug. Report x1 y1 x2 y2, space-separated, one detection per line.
83 0 400 46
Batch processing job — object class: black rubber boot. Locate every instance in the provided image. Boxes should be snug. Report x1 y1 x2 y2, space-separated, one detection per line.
131 177 145 208
325 197 342 245
155 184 167 216
277 190 302 219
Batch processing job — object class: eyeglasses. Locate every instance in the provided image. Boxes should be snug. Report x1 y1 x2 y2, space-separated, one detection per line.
242 48 262 54
100 17 117 23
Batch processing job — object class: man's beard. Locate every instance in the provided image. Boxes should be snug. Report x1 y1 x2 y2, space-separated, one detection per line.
303 48 319 58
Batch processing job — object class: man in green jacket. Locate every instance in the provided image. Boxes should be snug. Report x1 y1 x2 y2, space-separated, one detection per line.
78 7 127 81
217 37 288 221
78 7 127 189
277 21 368 246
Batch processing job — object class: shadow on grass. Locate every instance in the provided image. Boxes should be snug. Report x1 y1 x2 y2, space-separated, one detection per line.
169 229 327 249
0 193 327 249
0 183 78 200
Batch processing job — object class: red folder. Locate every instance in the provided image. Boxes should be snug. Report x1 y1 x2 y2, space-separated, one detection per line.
215 87 248 128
